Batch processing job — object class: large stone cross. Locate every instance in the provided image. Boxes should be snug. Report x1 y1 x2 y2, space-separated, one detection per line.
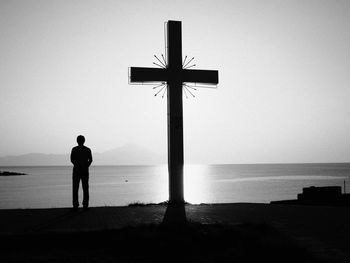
129 20 219 204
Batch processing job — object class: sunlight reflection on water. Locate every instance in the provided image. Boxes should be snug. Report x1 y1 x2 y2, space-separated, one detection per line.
0 164 349 208
184 165 210 204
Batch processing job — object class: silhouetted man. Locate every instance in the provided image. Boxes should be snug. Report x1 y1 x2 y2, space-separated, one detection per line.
71 135 93 211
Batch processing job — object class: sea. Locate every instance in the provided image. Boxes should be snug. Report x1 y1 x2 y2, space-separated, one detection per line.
0 163 350 209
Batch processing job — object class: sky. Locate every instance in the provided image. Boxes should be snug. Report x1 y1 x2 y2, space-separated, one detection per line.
1 0 350 164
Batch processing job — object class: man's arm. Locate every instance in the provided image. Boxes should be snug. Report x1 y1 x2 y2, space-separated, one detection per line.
88 149 93 167
70 148 76 166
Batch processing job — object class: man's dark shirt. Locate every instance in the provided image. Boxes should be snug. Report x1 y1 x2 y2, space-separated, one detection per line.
70 145 93 174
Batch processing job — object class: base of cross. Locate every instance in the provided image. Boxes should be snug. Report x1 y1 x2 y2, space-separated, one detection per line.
162 202 187 225
167 200 186 205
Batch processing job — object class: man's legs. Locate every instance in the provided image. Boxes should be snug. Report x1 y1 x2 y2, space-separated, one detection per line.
82 175 89 209
72 174 80 209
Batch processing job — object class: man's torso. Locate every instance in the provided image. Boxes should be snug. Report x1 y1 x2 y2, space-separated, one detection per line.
71 146 91 173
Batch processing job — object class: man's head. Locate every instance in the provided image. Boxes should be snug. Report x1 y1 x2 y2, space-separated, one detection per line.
77 135 85 146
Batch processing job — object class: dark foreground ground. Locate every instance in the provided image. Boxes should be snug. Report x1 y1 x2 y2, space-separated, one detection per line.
1 203 349 262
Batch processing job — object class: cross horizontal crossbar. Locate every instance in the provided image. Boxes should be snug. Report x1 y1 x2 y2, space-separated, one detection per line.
130 67 167 82
130 67 219 85
182 69 218 84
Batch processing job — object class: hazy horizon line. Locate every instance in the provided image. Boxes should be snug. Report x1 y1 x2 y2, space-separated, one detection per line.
1 162 350 167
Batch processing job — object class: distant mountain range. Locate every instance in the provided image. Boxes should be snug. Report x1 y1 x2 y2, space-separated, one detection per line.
0 143 166 166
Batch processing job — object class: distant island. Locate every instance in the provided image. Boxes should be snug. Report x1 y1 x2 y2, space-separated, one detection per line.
0 171 26 176
0 143 166 166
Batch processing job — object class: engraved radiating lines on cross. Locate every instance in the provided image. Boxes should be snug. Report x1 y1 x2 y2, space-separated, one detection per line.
151 54 217 98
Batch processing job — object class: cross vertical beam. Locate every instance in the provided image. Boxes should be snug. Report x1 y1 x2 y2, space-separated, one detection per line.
167 21 184 203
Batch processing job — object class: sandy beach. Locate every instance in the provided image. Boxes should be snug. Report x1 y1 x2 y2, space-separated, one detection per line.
1 203 349 262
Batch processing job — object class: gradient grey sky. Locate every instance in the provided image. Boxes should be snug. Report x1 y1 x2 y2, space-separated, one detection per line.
1 0 350 163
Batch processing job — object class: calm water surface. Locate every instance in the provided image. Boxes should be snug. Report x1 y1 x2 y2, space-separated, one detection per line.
0 163 349 209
